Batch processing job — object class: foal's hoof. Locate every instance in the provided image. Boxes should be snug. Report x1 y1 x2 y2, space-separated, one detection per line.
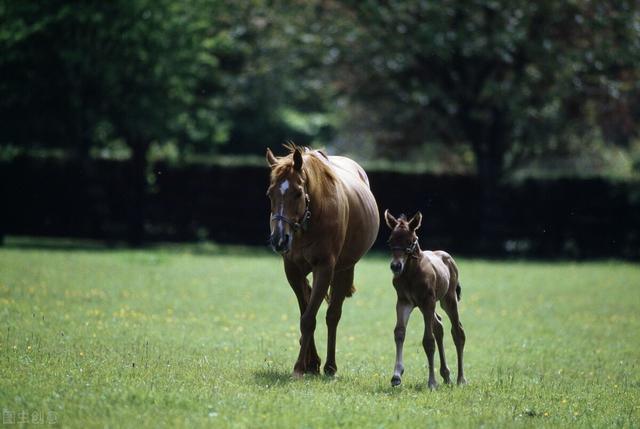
457 377 467 386
428 380 438 390
390 375 402 387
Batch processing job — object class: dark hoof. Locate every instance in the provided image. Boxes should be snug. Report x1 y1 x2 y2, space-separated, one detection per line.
306 360 321 375
391 375 402 387
324 364 337 377
428 380 438 390
440 368 451 384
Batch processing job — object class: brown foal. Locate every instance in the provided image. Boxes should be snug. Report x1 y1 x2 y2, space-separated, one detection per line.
384 210 467 389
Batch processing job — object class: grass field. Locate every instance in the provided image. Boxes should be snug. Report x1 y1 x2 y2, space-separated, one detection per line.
1 238 639 428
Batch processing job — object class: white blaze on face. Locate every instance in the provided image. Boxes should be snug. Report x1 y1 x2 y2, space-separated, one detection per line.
279 180 289 195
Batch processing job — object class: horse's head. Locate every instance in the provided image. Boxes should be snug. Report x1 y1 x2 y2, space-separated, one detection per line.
384 210 422 277
266 147 310 254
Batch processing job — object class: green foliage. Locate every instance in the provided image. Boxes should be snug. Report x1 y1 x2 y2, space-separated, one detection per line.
1 241 639 427
1 0 638 176
331 0 640 179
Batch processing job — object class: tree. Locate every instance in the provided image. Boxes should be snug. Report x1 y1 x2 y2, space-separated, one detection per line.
1 0 247 243
326 0 640 250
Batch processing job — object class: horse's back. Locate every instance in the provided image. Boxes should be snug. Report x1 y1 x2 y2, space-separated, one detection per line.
425 250 459 300
326 154 379 267
328 155 371 187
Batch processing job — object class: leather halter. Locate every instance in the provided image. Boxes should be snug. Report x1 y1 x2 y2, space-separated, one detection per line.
271 193 311 232
390 238 419 257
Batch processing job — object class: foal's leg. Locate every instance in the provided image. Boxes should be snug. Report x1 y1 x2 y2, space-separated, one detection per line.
391 299 413 386
419 299 438 390
284 260 321 374
294 262 334 378
433 312 452 384
441 293 467 385
324 267 353 376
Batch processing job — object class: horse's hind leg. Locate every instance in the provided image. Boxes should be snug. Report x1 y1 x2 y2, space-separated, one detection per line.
324 267 353 376
441 293 466 385
284 260 321 374
433 312 451 384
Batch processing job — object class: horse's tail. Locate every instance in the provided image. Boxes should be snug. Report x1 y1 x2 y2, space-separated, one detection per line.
346 283 356 298
456 282 461 302
326 283 356 303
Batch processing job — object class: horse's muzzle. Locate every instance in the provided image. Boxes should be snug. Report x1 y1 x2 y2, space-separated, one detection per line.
270 233 291 254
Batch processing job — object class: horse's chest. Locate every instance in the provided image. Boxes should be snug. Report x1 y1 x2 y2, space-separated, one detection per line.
393 280 429 305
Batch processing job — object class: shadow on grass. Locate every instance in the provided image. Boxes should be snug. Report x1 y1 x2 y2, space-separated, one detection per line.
252 368 338 386
373 379 459 395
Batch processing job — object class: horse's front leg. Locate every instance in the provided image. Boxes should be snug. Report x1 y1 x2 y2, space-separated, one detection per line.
284 260 321 373
391 299 413 386
419 298 438 390
293 262 334 378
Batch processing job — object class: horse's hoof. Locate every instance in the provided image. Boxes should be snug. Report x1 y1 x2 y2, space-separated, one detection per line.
391 375 402 387
306 362 321 375
292 370 304 379
457 377 467 386
428 381 438 390
324 364 337 377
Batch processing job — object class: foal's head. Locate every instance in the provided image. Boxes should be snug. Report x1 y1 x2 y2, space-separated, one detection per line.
384 210 422 277
265 147 310 254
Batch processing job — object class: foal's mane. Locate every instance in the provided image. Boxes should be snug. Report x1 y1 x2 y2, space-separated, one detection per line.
270 143 338 212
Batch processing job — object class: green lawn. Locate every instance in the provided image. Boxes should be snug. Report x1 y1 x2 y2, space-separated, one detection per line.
1 239 639 428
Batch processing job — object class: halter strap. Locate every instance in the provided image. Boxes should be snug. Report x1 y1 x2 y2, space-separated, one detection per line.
271 193 311 232
390 238 420 257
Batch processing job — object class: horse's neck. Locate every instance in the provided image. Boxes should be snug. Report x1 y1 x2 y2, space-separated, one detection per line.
305 167 339 215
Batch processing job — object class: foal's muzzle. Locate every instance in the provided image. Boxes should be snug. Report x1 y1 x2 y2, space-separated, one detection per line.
390 260 403 275
270 233 291 254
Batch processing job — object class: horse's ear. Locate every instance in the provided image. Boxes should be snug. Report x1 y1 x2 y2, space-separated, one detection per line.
293 147 303 171
266 148 278 167
384 209 398 229
408 211 422 231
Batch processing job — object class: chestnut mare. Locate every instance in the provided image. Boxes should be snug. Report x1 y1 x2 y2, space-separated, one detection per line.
266 144 379 377
384 210 466 389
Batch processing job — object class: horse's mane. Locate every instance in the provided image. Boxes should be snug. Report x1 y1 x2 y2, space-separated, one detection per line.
270 143 338 213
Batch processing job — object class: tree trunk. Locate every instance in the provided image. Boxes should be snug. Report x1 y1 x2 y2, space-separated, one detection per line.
128 139 150 246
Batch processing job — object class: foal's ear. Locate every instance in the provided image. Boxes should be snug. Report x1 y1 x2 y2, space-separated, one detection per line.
266 148 278 167
408 211 422 231
293 147 303 171
384 209 398 229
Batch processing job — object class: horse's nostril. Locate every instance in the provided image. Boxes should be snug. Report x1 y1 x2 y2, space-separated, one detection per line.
390 261 402 272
